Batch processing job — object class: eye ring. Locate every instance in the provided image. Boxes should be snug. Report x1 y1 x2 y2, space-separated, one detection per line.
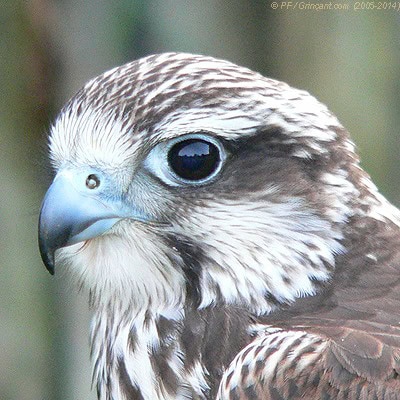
86 174 101 189
144 133 226 187
167 135 224 184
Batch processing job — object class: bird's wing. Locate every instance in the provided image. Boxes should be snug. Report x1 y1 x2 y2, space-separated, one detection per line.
217 323 400 399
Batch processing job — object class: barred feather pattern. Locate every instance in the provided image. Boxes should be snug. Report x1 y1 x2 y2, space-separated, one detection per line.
45 53 400 399
217 328 328 399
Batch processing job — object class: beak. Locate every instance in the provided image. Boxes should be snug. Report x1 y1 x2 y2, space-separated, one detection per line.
38 172 122 275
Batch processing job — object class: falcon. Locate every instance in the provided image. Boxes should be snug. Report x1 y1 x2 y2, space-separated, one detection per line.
38 53 400 399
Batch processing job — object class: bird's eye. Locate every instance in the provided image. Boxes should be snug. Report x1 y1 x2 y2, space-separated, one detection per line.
144 134 225 186
168 138 221 182
86 174 101 189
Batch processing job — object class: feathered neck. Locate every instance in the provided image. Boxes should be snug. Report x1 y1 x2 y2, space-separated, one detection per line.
90 304 254 399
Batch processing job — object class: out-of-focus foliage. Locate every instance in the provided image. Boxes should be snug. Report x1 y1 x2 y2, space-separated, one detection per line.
1 1 398 399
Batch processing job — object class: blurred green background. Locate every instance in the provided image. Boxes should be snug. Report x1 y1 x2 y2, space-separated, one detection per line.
1 1 399 399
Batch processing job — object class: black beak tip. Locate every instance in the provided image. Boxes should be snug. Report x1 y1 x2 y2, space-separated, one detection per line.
42 249 55 275
46 262 55 276
38 236 56 275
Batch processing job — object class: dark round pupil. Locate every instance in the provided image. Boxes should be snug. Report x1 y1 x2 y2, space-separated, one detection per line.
86 174 100 189
168 139 220 181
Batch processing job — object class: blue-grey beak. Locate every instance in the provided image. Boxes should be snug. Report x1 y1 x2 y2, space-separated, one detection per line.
38 172 122 275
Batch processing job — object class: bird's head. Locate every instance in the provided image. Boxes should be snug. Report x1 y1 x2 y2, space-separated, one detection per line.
39 53 360 315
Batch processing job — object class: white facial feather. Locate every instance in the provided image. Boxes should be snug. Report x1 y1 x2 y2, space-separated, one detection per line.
57 222 186 314
50 106 139 176
178 196 345 315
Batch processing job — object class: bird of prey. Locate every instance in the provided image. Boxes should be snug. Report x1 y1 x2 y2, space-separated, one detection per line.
39 53 400 399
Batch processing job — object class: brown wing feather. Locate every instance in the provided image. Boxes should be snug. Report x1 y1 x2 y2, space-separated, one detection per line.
217 326 400 399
